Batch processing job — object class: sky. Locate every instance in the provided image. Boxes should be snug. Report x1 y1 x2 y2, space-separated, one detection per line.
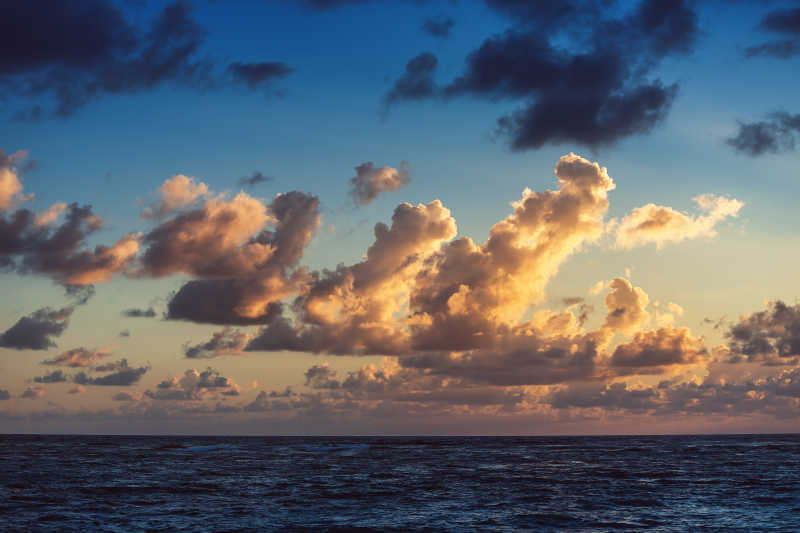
1 0 800 435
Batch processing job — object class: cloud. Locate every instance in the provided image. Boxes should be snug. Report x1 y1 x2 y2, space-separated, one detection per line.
21 386 45 399
68 385 86 394
145 368 239 400
73 359 149 386
609 326 708 375
33 370 68 383
112 391 143 402
725 300 800 365
159 191 321 324
184 328 250 358
726 111 800 156
0 306 73 350
305 363 341 389
0 390 9 400
548 382 659 411
227 61 293 89
386 0 698 150
34 202 67 226
349 161 410 206
42 347 112 367
745 7 800 59
0 149 34 211
615 195 744 249
421 15 455 38
384 52 438 106
1 200 140 286
237 171 273 188
121 307 157 318
141 174 208 219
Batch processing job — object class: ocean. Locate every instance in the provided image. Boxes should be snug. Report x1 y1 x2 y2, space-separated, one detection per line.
1 434 798 531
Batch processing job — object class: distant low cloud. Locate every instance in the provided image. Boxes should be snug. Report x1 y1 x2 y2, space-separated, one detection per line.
421 15 455 38
33 370 69 383
0 307 73 350
145 368 239 400
727 111 800 156
73 359 149 386
349 161 410 206
122 307 157 318
141 175 208 219
21 386 45 399
42 347 112 367
0 390 9 400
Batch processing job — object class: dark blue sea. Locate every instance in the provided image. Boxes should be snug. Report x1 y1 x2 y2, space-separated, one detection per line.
1 434 799 531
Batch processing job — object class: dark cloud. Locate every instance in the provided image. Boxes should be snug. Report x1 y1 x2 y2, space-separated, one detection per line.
725 300 800 365
421 15 455 38
386 0 698 150
726 111 800 156
145 368 239 400
0 306 72 350
745 7 800 58
384 52 438 106
228 61 293 89
0 390 9 400
33 370 68 383
1 1 292 117
1 201 139 286
166 282 284 325
65 284 95 306
119 330 131 338
305 364 341 389
73 359 149 386
21 386 45 399
184 328 248 358
349 161 410 206
548 382 660 411
121 307 157 318
237 171 273 188
609 326 708 375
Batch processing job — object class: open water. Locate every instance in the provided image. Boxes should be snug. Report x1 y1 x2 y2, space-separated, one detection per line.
1 434 799 531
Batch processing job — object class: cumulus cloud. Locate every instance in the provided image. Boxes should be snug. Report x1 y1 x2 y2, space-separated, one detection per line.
68 385 86 394
0 149 34 211
141 174 208 219
305 363 341 389
0 390 9 400
184 328 250 358
145 368 239 400
386 0 698 149
73 359 149 386
602 278 650 333
34 202 67 227
615 195 743 249
42 347 112 367
0 306 73 350
159 190 321 324
726 111 800 156
725 300 800 365
609 326 708 375
350 161 410 206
